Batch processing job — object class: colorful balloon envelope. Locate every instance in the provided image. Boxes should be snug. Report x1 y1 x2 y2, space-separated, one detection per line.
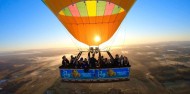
42 0 136 46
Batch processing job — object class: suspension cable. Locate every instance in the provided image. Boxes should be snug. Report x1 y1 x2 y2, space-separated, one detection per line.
64 29 81 51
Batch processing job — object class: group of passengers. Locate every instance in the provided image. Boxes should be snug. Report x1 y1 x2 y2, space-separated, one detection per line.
59 54 130 69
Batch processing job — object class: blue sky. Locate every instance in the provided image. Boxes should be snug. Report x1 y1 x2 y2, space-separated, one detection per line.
0 0 190 51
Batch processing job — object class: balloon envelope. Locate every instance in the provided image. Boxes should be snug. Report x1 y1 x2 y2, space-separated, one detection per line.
43 0 136 46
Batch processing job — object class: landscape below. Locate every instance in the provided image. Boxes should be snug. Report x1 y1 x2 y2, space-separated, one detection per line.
0 41 190 94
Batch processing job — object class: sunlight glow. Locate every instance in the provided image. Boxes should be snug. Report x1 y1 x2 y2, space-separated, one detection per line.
94 36 101 42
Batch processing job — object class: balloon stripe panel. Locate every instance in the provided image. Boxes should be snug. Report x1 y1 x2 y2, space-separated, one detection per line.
96 1 106 16
112 5 121 14
76 2 88 16
86 1 97 16
68 4 80 17
104 2 115 16
63 7 72 16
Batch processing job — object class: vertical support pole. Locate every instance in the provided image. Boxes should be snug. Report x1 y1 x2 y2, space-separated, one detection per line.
98 51 101 61
74 51 83 63
107 51 114 63
98 51 101 66
88 51 91 64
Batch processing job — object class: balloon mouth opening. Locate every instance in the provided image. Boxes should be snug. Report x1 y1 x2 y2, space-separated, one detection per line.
59 1 125 17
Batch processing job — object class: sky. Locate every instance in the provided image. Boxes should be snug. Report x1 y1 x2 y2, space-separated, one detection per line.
0 0 190 52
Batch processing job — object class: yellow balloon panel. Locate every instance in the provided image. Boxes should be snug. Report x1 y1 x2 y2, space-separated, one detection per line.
86 1 97 16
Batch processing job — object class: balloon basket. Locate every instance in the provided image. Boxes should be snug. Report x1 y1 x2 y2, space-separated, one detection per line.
59 47 131 82
60 67 130 83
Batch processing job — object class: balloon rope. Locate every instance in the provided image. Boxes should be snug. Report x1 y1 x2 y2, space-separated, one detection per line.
63 27 82 51
109 0 131 53
122 24 127 49
47 1 81 51
108 24 122 50
107 0 124 49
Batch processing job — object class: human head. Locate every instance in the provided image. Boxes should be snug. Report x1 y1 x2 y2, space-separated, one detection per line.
92 54 95 58
62 56 66 59
71 55 73 58
80 57 83 61
120 55 123 58
115 54 119 58
124 56 128 60
101 56 104 58
84 58 87 61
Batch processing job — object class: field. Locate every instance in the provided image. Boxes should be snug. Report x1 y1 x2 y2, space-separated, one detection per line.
0 41 190 94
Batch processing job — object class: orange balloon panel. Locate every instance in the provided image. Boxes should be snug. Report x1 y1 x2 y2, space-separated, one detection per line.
58 12 126 46
43 0 136 46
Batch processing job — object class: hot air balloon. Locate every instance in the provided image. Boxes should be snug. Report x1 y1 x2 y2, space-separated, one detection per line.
42 0 135 82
